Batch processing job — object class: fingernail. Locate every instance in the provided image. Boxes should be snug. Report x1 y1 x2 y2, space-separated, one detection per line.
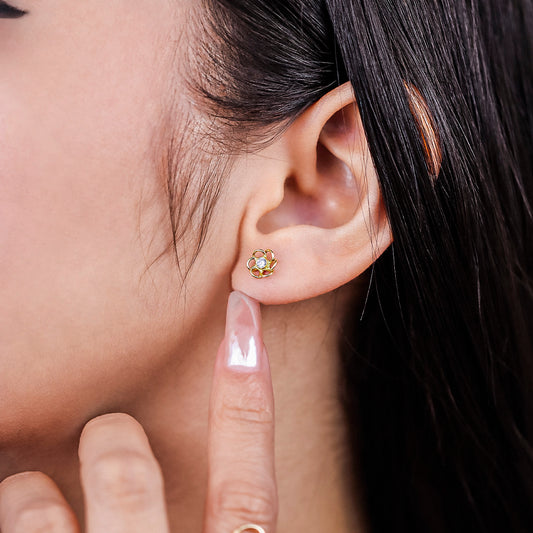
225 291 263 371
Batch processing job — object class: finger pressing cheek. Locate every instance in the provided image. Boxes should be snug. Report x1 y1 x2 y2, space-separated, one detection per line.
78 413 169 533
204 291 278 533
0 471 79 533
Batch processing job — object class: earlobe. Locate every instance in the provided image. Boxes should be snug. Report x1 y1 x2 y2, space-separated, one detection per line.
230 82 393 305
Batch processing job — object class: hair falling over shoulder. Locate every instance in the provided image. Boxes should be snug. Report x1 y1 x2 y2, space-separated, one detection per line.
195 1 533 531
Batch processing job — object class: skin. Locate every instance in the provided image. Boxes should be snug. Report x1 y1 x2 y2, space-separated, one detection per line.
0 1 397 531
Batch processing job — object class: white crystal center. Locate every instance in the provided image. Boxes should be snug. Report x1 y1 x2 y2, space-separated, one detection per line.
255 257 267 269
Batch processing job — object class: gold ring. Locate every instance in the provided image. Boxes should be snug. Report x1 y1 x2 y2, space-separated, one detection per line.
247 249 277 279
232 525 266 533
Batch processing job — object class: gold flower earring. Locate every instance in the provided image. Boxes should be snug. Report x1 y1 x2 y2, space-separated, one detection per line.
247 249 277 279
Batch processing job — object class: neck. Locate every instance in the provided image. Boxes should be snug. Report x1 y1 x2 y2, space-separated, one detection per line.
1 290 368 533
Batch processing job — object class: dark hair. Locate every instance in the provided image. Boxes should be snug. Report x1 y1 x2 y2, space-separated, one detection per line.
190 1 533 531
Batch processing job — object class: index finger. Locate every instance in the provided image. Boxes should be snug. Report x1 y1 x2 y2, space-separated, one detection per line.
203 291 278 533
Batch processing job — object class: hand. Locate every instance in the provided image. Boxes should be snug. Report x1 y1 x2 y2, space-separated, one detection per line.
0 291 278 533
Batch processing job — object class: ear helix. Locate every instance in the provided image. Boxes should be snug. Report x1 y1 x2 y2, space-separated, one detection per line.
246 249 277 279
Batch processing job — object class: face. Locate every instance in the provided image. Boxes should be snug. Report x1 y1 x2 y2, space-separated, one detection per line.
0 0 231 445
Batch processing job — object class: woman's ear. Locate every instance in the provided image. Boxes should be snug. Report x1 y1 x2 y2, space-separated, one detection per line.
231 82 393 305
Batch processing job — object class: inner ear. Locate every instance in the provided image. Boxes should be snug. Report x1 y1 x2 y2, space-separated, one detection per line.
257 103 364 234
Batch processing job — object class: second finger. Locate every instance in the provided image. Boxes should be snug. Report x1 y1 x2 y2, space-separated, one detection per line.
78 413 170 533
